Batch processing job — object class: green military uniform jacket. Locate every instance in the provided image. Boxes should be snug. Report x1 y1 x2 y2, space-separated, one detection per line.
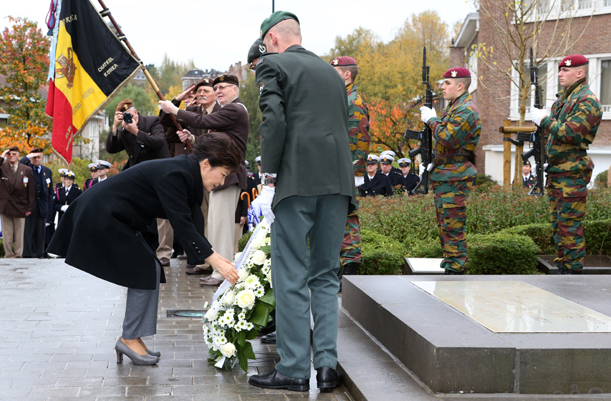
256 45 356 210
427 91 481 182
346 83 371 177
541 79 601 175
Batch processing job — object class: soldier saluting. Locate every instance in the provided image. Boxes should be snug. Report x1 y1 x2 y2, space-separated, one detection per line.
419 67 481 275
530 55 602 275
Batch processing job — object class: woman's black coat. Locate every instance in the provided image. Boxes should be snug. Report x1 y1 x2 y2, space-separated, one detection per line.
47 155 213 290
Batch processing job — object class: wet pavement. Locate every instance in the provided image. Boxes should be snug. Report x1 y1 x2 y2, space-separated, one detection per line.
0 258 352 400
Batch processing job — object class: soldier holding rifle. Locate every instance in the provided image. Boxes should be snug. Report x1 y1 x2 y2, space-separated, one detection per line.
419 67 481 275
530 55 602 274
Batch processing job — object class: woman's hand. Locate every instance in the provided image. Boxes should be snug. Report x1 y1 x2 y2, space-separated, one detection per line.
206 252 238 284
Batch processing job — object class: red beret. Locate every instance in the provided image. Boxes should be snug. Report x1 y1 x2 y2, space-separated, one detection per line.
444 68 471 78
559 54 588 70
330 56 357 67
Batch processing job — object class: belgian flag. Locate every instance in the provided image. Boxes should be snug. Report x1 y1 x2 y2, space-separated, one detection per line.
46 0 140 163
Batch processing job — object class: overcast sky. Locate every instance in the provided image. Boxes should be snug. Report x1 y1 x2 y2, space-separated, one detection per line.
3 0 476 72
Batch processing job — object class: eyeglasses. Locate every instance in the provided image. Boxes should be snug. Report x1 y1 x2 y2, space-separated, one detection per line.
248 63 256 71
214 85 233 91
8 152 19 157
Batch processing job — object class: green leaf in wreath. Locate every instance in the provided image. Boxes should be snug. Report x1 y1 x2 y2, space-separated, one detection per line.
243 341 256 360
237 330 246 347
237 347 248 372
246 328 258 340
250 303 271 326
260 245 271 254
258 288 276 307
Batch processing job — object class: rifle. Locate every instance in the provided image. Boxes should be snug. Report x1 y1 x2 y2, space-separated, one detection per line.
404 46 434 195
520 47 546 196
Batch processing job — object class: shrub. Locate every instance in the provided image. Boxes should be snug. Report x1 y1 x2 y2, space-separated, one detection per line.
238 230 253 253
584 219 611 256
408 238 443 258
360 229 406 275
475 173 499 187
500 224 555 255
594 170 608 189
465 233 541 275
0 239 4 258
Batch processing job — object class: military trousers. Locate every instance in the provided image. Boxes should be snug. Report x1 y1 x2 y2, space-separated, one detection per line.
271 194 349 379
547 171 591 272
432 179 473 272
340 196 361 266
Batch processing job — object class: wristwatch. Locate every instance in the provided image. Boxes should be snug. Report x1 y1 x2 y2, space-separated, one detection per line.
263 176 276 185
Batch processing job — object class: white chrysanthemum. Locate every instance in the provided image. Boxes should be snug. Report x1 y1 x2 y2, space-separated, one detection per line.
252 250 267 265
221 291 236 307
261 265 270 276
238 311 246 320
236 289 256 310
264 237 271 245
254 286 265 297
220 343 236 358
244 275 261 289
246 322 254 331
235 320 247 331
214 335 227 345
238 268 250 282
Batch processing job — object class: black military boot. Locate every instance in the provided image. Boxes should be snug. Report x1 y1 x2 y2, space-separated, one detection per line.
444 269 465 275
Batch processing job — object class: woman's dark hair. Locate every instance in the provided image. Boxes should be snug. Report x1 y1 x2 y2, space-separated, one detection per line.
192 132 241 173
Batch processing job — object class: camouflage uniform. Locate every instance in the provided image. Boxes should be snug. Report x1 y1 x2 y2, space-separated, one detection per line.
540 78 601 272
428 91 481 272
340 82 371 266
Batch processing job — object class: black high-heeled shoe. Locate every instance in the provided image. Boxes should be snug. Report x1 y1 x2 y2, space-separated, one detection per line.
115 340 159 365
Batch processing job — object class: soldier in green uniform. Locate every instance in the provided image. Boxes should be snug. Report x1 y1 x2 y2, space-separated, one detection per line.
531 54 602 274
419 67 481 274
330 56 371 280
248 11 355 393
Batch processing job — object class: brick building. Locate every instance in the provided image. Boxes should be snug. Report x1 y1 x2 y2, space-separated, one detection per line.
451 1 611 184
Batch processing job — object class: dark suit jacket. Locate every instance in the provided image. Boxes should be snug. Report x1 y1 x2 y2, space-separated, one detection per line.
359 171 393 197
47 155 211 290
19 157 53 218
0 157 35 217
176 98 248 190
160 99 222 157
256 45 356 210
106 115 170 167
403 173 419 192
54 184 82 222
384 170 404 189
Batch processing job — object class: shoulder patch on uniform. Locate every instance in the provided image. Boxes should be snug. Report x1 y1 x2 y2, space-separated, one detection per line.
257 57 266 67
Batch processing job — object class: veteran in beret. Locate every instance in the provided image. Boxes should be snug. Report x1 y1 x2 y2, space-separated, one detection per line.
419 67 481 275
359 154 393 197
247 10 354 393
530 54 602 274
159 74 248 284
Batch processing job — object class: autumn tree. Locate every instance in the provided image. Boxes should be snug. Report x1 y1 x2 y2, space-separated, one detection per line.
0 17 51 152
240 73 263 166
471 0 593 125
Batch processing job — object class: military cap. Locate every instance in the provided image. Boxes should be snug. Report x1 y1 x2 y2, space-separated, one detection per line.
444 67 471 78
523 160 531 166
330 56 357 67
398 158 411 167
87 163 97 172
245 160 250 166
7 145 19 153
193 78 214 92
366 154 379 165
213 74 239 87
380 150 396 158
96 160 112 170
260 11 299 38
116 99 134 112
248 38 267 64
58 168 68 177
558 54 589 70
380 155 394 164
64 170 76 179
255 156 261 164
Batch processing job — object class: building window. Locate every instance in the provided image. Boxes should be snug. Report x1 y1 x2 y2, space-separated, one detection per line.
606 0 611 7
561 0 575 11
578 0 593 8
537 0 550 14
601 60 611 113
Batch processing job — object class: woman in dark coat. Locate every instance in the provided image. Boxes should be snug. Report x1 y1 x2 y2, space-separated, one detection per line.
48 133 240 365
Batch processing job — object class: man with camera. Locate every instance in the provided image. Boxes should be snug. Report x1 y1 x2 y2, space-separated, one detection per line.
106 100 170 168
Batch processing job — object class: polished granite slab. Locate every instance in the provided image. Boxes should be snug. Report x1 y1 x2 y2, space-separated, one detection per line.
412 280 611 333
405 258 445 274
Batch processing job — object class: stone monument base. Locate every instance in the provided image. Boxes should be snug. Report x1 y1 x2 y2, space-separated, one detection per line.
343 275 611 395
537 255 611 274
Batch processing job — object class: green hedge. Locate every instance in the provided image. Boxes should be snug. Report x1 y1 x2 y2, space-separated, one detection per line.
238 230 253 253
595 170 608 189
360 229 405 275
0 239 4 258
584 219 611 256
465 233 541 275
500 224 555 255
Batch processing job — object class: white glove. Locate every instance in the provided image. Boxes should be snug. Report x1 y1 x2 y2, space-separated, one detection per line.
355 176 364 188
420 106 437 124
419 164 426 176
531 107 548 126
258 185 276 225
60 205 69 212
45 222 50 227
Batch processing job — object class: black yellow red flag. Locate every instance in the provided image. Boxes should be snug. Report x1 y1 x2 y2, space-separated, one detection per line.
46 0 140 163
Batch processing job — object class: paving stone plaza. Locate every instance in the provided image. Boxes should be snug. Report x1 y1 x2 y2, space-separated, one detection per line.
0 259 351 400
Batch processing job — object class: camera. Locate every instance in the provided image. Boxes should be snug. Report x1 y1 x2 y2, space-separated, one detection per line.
122 112 133 124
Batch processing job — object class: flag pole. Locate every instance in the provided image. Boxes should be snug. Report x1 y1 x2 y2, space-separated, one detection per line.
96 0 193 151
